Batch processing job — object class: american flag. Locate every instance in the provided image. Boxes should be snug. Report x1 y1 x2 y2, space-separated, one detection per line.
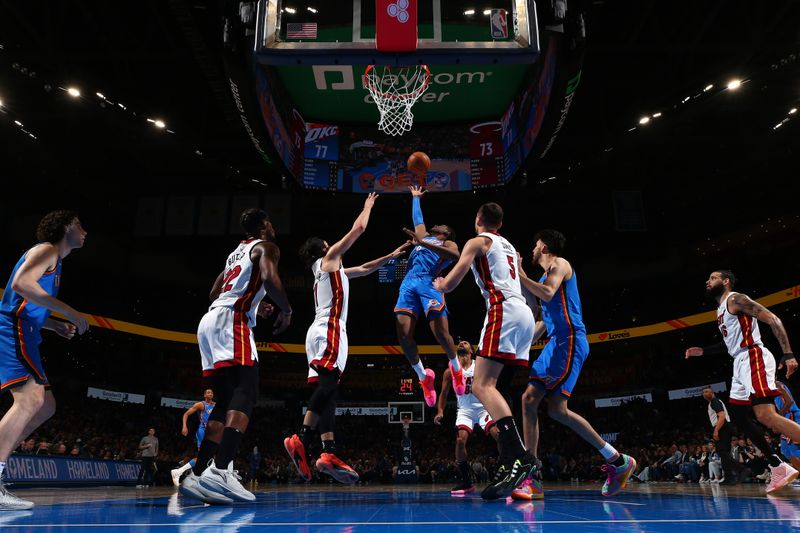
287 22 317 39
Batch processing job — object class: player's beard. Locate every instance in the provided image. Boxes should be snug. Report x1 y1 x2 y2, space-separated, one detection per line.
705 284 724 303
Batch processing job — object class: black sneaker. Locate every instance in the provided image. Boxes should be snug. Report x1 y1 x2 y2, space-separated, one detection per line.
481 456 539 501
450 481 475 496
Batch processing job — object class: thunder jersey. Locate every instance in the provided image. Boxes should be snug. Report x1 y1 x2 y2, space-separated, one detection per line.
404 236 453 279
456 362 483 411
470 232 525 306
198 401 215 430
209 240 267 328
0 245 62 331
539 269 587 339
311 258 349 324
717 292 763 358
775 386 800 444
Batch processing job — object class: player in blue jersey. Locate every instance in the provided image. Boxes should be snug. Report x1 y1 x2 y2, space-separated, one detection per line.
0 211 88 510
171 388 216 486
775 381 800 471
396 185 465 408
516 229 635 500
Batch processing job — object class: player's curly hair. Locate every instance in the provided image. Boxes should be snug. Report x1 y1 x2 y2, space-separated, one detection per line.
36 210 78 244
240 208 269 236
534 229 566 256
299 237 327 268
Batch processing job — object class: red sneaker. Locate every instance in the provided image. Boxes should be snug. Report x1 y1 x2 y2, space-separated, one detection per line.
420 368 437 407
283 434 312 481
450 361 466 396
315 453 360 484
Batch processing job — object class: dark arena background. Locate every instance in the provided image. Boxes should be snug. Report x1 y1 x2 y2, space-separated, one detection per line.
1 0 799 531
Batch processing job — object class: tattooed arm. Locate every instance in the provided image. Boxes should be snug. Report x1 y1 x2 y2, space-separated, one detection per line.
728 293 795 376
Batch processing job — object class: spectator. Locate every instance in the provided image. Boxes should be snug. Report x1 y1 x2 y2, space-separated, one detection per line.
136 428 159 488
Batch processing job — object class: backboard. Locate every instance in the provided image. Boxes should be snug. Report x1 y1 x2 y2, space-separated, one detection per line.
388 401 425 424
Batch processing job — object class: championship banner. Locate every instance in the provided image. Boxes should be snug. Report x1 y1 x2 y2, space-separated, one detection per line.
87 387 145 405
5 284 797 356
668 381 727 401
6 455 140 485
594 393 653 408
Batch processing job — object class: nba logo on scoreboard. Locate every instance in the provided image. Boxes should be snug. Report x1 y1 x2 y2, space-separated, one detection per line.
490 9 508 39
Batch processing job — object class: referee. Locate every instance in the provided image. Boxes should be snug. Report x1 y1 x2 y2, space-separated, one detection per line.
703 387 741 483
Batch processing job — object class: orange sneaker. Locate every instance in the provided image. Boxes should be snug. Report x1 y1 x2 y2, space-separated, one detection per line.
511 475 544 500
283 434 312 481
420 368 437 407
316 453 360 484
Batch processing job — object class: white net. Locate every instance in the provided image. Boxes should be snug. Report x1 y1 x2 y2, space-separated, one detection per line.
363 65 431 136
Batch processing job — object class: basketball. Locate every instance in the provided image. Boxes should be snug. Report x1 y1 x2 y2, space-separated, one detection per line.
407 151 431 174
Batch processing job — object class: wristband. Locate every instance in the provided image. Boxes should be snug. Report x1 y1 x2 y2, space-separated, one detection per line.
781 353 796 364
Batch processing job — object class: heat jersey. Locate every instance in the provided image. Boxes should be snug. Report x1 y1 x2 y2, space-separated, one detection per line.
717 292 764 358
311 258 349 324
209 239 267 328
470 232 524 305
456 362 483 411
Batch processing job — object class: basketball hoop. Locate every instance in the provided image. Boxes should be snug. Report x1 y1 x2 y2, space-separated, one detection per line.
363 65 431 136
401 415 412 432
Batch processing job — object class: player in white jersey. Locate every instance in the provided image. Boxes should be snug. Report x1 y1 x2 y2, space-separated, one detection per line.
181 208 292 505
685 270 799 493
285 193 408 484
435 341 501 496
434 202 537 500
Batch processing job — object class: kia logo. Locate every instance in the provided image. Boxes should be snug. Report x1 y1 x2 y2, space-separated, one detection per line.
387 0 410 23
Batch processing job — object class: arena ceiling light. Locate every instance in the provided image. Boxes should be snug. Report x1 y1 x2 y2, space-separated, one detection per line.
306 7 318 13
789 108 797 115
283 7 296 14
652 112 661 118
726 79 742 90
704 84 713 92
463 9 475 15
0 98 3 107
482 9 491 15
96 92 105 99
638 116 650 125
66 87 81 97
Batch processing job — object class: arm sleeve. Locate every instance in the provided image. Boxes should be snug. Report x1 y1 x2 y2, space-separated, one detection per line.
412 197 424 227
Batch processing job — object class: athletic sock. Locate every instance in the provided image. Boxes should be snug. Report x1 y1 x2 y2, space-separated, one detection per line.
458 460 472 483
495 416 526 462
188 459 196 467
214 427 244 468
412 361 426 381
193 440 220 476
598 442 621 463
768 454 783 468
450 357 461 372
177 462 193 474
322 439 337 454
299 425 315 448
0 461 5 478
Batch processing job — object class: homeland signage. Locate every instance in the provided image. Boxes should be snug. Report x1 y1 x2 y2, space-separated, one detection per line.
6 455 140 485
668 381 727 401
87 387 145 405
594 393 653 408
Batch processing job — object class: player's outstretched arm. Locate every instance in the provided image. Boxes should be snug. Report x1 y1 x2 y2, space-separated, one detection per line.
519 257 570 303
344 243 410 279
402 227 460 262
433 237 485 293
434 368 452 425
254 242 293 333
11 244 88 334
323 193 378 270
684 342 726 359
728 293 796 376
181 402 204 436
409 185 429 238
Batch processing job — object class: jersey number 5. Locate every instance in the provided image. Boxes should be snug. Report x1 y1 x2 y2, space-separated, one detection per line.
221 265 242 293
507 256 516 279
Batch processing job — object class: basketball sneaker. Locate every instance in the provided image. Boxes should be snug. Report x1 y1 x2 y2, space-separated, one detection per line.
284 434 313 481
420 368 437 407
180 470 233 505
511 475 544 500
766 462 799 494
601 454 637 497
198 461 255 502
315 453 360 484
0 481 33 510
450 481 475 496
481 455 540 501
449 361 466 396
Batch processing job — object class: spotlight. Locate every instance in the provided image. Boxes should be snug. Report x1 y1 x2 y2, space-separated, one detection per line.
482 9 491 15
283 7 296 14
67 87 81 97
306 7 318 13
0 98 3 107
154 120 166 129
652 112 662 118
790 108 797 115
704 84 713 92
463 9 475 15
638 116 650 125
726 79 741 90
96 92 105 99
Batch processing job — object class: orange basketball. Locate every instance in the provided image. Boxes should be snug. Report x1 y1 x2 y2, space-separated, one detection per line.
407 151 431 173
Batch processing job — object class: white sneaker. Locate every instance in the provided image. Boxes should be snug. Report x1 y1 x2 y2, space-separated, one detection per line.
180 471 233 505
171 463 192 487
0 482 34 510
198 462 255 502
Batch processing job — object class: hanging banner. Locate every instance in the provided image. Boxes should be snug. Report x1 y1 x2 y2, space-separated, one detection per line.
668 381 727 401
594 393 653 408
87 387 145 405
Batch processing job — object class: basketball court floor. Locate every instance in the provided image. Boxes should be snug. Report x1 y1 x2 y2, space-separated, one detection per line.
2 483 799 531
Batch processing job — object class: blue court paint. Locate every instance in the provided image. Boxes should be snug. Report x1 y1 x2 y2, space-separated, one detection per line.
2 485 800 532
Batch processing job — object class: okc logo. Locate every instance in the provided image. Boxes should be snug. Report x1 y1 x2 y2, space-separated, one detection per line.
387 0 410 23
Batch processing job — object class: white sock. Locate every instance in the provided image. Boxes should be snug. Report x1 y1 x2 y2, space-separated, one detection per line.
412 361 426 381
176 462 192 474
598 442 619 461
0 461 5 478
449 357 461 372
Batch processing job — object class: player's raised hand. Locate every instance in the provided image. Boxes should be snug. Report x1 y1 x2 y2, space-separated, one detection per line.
390 243 411 258
409 185 426 197
53 321 77 339
779 356 798 378
364 192 379 210
402 227 421 245
684 347 704 359
434 412 444 425
273 309 292 334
